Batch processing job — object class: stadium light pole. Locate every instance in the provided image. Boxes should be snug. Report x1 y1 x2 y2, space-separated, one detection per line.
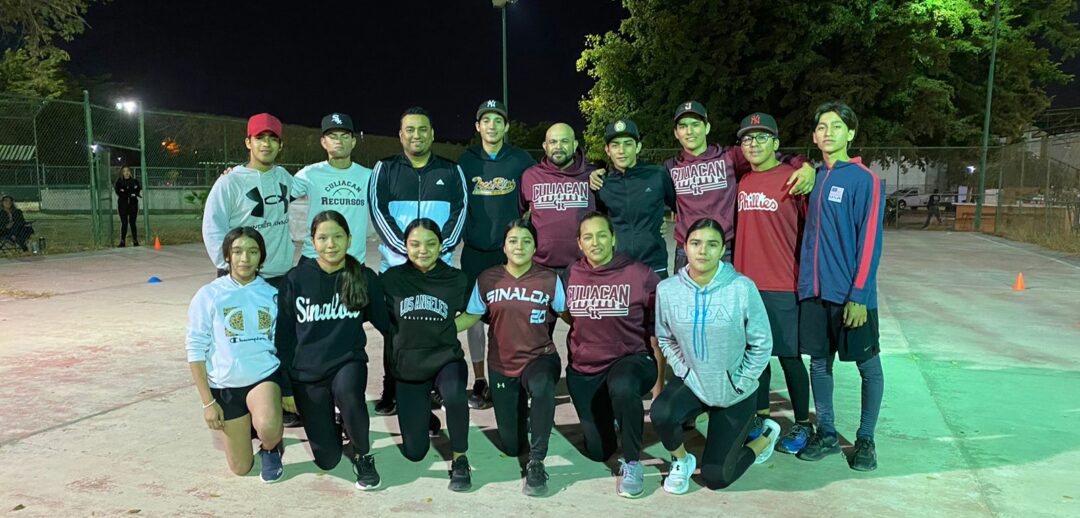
974 0 1002 232
493 0 517 112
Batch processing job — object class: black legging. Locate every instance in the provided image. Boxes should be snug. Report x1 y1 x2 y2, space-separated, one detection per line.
487 354 560 462
291 360 370 470
119 202 138 243
396 359 468 461
565 353 656 463
651 376 757 490
755 357 811 422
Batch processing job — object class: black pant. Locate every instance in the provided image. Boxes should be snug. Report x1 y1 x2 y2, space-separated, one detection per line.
651 376 757 490
292 360 370 470
488 354 561 461
565 353 656 463
755 357 811 422
396 359 468 461
923 207 942 227
119 202 138 243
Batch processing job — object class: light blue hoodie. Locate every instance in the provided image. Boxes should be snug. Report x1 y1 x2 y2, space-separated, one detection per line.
655 263 772 408
186 275 279 389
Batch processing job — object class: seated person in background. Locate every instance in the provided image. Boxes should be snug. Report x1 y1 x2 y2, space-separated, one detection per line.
1 195 33 251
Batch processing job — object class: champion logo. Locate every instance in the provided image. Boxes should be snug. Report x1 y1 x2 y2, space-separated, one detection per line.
436 179 445 186
331 114 343 124
751 114 761 125
244 184 290 218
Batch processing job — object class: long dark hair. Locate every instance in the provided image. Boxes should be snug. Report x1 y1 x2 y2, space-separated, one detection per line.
310 210 368 311
684 217 726 244
222 227 267 271
404 217 443 244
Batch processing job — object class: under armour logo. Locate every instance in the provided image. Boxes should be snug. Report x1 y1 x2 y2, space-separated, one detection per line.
684 102 692 110
244 184 290 218
751 114 761 124
486 100 497 108
331 114 343 124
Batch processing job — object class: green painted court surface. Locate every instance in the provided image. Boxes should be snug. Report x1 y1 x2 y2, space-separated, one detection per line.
0 230 1076 517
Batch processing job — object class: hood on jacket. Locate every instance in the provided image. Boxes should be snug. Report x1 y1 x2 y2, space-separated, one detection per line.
537 147 591 176
671 143 725 166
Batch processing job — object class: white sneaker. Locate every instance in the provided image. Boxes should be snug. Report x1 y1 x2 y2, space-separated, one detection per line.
754 419 782 464
663 453 697 495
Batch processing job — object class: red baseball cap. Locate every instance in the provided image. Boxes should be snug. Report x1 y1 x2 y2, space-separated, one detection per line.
247 113 283 138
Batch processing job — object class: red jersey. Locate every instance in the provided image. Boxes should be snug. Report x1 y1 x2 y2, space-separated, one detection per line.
734 163 807 292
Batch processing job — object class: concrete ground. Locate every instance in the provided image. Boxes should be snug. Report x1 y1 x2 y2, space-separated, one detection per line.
0 230 1077 517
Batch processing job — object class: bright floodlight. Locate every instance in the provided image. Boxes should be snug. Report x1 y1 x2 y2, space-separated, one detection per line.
115 100 138 114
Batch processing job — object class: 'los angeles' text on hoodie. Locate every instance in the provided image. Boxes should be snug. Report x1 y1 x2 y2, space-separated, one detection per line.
565 253 659 374
275 259 390 384
519 148 596 269
655 263 773 408
458 143 536 251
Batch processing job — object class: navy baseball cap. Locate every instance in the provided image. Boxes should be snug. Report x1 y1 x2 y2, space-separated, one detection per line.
673 101 708 122
737 112 778 138
604 119 641 143
321 113 354 134
476 99 508 121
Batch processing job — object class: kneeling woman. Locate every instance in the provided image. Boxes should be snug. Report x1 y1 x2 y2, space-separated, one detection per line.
456 218 565 497
382 218 473 491
652 218 779 495
276 210 389 490
186 227 287 483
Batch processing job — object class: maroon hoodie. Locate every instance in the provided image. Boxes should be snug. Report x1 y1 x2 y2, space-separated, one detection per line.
520 148 596 268
565 252 659 374
664 144 806 248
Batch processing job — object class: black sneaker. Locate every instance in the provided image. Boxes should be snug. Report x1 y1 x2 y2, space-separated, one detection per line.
282 411 303 428
523 459 549 497
352 453 381 490
468 379 492 409
796 432 842 461
374 393 396 416
850 437 878 471
118 241 126 248
448 455 472 492
428 413 442 438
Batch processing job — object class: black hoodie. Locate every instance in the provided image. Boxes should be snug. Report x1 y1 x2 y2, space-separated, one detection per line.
458 143 536 251
596 161 676 272
381 260 469 382
276 259 390 383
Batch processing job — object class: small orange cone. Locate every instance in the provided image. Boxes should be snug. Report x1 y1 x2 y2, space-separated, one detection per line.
1012 272 1025 291
154 236 161 251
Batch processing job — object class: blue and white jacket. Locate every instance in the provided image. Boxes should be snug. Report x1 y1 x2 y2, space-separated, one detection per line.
798 157 885 309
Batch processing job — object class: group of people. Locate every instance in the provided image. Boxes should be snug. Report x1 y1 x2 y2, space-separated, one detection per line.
185 98 885 498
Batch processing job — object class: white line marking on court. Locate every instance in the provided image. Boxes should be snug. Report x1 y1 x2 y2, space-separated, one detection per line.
933 434 1013 442
970 233 1080 271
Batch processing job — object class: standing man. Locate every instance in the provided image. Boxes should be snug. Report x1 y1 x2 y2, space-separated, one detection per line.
732 112 813 454
562 211 659 499
203 113 303 289
921 189 942 229
294 113 373 264
795 101 885 472
457 100 536 410
114 165 141 247
369 106 468 416
595 118 676 399
520 123 596 277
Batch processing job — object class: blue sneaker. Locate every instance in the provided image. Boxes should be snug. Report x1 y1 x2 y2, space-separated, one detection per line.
257 444 284 483
746 414 765 441
617 459 645 498
776 422 813 454
662 453 696 495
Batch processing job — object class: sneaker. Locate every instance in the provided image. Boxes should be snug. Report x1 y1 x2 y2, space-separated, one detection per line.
352 453 381 490
776 422 813 454
374 393 396 416
132 241 140 247
282 411 303 428
431 389 444 410
796 432 842 461
850 437 878 472
468 379 492 409
746 414 765 441
617 459 645 498
448 455 472 492
118 241 126 248
754 419 781 464
523 459 549 497
428 413 442 438
257 443 284 483
662 453 697 495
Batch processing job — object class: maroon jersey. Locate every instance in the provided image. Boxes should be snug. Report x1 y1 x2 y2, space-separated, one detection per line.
519 148 596 268
467 265 566 377
734 163 807 292
565 253 659 374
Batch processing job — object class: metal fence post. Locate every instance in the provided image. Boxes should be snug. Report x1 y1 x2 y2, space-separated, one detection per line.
82 90 101 246
139 106 151 243
995 145 1004 232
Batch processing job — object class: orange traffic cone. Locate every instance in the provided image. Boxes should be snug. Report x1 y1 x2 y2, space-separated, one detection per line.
154 236 161 251
1012 272 1025 291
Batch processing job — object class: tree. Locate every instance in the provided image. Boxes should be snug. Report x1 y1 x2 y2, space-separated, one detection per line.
0 48 67 98
577 1 1080 159
0 0 103 97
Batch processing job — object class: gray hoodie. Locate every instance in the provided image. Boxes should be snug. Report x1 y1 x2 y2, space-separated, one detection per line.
655 262 773 408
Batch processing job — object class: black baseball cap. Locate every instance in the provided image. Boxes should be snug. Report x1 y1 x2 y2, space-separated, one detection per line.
604 118 641 143
321 113 354 134
673 100 708 122
476 99 508 121
737 112 779 138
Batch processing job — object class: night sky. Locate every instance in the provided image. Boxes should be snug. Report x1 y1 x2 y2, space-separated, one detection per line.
62 1 627 142
61 1 1078 141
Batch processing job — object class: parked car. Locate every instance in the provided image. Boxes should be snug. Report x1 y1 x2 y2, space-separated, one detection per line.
889 188 953 210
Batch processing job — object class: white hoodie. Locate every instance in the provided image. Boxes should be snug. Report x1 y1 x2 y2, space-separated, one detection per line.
202 165 306 278
186 275 279 389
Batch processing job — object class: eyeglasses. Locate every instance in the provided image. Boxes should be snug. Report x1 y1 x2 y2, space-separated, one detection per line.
739 133 774 146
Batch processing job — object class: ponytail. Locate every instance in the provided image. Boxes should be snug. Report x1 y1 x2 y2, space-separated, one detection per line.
338 253 369 311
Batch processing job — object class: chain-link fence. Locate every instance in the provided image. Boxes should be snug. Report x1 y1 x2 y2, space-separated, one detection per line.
0 92 465 255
